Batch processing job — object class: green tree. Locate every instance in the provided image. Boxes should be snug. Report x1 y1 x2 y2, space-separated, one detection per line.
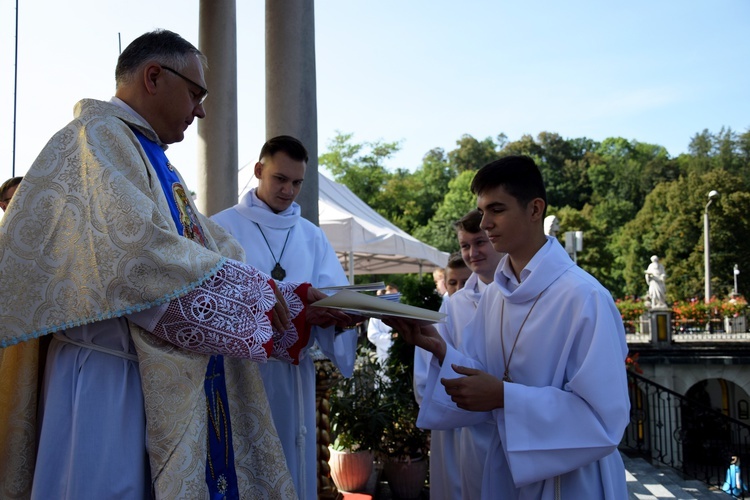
612 170 750 301
500 132 597 209
413 170 477 253
686 129 714 174
319 131 400 210
447 134 500 172
382 148 456 234
320 135 456 237
555 203 626 297
320 127 749 304
587 138 676 222
681 127 750 184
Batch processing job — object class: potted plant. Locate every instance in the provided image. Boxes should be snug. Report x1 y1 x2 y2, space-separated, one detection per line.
328 343 390 492
378 274 442 499
379 335 429 499
672 298 709 332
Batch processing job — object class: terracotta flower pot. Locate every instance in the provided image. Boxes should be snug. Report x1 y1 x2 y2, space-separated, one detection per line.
329 448 374 492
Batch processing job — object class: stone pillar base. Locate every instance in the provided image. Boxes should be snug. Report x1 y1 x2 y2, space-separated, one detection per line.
648 308 672 344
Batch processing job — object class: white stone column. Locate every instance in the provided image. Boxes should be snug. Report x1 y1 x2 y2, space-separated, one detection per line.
265 0 319 225
197 0 238 216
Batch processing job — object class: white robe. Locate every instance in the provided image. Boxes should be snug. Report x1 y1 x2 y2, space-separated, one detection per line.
367 317 393 365
414 273 492 500
418 237 630 500
33 320 150 499
211 189 357 500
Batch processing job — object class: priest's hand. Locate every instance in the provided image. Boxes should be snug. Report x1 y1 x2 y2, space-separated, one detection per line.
441 365 504 411
306 286 353 328
270 284 292 332
382 317 446 363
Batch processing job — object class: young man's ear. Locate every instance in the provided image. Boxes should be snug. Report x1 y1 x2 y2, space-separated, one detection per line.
254 161 264 180
529 198 546 221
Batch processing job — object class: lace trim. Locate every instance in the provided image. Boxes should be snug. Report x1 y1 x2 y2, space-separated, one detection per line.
151 261 301 360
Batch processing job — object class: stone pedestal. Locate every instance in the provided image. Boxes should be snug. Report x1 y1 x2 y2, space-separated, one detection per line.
724 316 747 334
648 308 672 344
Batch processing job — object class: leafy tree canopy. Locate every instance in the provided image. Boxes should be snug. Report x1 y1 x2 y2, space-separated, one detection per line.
320 127 750 300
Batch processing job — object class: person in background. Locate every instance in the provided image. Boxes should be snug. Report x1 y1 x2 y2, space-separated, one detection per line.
367 283 399 365
394 155 629 499
433 267 448 303
723 455 748 497
0 176 22 212
414 209 504 499
0 29 349 499
444 253 471 297
211 135 358 499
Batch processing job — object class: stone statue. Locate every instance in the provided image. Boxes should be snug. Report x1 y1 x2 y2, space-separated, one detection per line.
645 255 668 308
544 215 560 237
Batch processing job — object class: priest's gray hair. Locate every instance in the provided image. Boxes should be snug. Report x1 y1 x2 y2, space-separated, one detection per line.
115 29 207 88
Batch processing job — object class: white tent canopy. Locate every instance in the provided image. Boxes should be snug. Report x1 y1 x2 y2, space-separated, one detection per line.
238 169 449 281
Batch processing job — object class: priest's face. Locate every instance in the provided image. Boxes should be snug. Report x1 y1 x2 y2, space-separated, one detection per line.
152 55 207 144
445 266 471 296
457 229 502 283
254 151 307 213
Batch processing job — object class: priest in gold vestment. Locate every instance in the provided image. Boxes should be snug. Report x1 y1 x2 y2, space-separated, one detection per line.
0 29 348 500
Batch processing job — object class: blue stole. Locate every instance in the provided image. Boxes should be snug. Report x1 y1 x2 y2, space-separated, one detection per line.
133 129 239 499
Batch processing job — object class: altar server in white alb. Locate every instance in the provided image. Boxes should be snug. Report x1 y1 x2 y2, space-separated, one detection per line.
414 209 503 499
413 253 467 500
391 155 629 499
212 135 358 499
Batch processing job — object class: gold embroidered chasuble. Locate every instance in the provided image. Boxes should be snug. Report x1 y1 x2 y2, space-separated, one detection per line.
0 99 296 499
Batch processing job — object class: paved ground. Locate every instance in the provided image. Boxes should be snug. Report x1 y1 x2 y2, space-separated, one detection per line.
622 454 727 499
341 453 728 499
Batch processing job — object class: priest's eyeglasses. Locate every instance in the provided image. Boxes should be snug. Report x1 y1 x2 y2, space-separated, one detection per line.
162 66 209 105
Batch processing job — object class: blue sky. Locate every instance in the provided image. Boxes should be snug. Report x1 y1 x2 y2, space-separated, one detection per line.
1 0 748 192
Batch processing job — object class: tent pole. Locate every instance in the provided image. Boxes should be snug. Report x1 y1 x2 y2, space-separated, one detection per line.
348 251 354 284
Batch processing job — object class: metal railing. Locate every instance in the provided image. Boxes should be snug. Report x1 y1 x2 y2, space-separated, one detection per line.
624 315 750 345
621 370 750 493
623 316 748 335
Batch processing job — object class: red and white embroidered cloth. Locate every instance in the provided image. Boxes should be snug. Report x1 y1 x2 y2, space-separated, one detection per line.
152 260 311 362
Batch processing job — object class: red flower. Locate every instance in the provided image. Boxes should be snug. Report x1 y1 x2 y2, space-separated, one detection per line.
625 352 643 374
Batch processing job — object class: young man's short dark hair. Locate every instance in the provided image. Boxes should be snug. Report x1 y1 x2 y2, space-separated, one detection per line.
259 135 309 163
453 209 483 235
446 252 468 270
470 155 547 216
0 176 22 199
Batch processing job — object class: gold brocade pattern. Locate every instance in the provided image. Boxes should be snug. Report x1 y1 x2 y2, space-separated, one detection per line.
0 341 39 499
133 329 297 499
0 99 294 498
0 99 224 346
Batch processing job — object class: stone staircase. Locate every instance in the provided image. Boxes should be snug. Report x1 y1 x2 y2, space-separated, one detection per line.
622 453 729 499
